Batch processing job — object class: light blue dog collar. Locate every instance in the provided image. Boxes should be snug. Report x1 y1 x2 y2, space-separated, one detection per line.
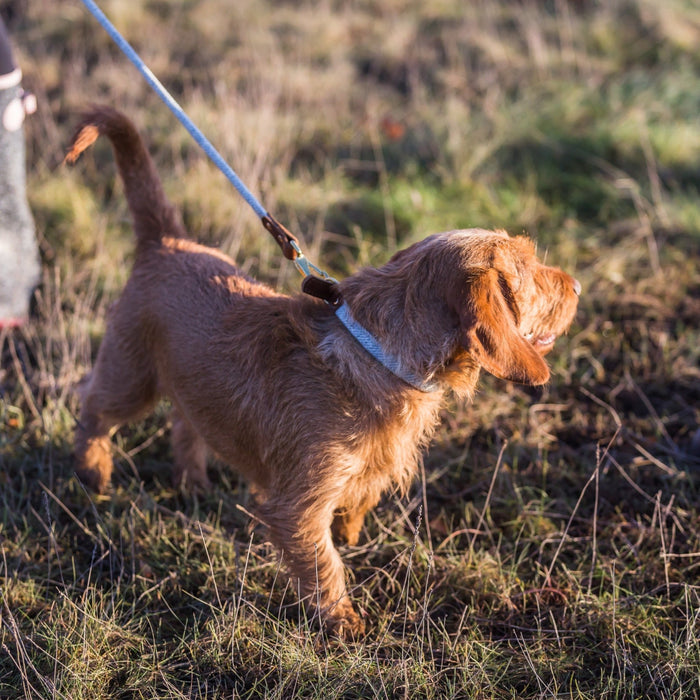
335 303 438 393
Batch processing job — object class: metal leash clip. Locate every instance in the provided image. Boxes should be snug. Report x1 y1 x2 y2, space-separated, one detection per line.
290 241 343 307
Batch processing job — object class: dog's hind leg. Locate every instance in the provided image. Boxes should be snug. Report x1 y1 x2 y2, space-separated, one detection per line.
171 408 210 490
75 332 158 493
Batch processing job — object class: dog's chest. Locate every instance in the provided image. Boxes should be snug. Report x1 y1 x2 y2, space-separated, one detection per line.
358 395 441 490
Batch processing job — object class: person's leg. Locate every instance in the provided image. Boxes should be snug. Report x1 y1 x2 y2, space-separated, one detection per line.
0 18 38 327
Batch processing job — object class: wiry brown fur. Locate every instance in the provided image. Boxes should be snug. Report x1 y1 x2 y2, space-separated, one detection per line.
67 106 580 638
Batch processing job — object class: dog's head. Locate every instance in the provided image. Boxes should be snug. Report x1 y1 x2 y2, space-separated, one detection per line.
380 229 580 387
447 231 579 385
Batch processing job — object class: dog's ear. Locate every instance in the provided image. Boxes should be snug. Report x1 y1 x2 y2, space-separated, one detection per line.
452 267 550 385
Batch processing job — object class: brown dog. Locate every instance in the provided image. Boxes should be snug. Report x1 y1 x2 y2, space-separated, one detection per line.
67 106 579 638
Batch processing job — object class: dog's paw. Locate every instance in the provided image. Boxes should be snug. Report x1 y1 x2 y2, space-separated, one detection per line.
75 437 114 494
326 606 366 641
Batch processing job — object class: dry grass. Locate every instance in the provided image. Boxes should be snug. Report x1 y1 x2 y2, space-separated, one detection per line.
1 0 700 697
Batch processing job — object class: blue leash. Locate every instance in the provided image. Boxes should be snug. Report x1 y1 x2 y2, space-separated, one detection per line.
79 0 438 392
78 0 339 299
80 0 265 218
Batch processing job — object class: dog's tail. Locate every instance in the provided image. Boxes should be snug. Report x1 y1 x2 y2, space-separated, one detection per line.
65 105 185 248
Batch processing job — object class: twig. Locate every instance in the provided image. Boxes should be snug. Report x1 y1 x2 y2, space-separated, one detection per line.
587 443 601 594
544 427 619 586
469 440 508 552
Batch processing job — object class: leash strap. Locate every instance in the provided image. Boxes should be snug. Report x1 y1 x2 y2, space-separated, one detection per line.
79 0 341 304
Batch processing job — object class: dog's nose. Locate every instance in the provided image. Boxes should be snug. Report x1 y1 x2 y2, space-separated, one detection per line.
573 278 582 296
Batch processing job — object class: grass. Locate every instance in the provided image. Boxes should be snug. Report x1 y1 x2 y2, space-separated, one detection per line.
2 0 700 697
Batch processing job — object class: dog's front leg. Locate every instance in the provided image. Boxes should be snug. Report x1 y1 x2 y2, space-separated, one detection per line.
258 497 365 639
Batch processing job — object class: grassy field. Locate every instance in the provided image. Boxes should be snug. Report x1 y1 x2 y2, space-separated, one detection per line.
1 0 700 697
